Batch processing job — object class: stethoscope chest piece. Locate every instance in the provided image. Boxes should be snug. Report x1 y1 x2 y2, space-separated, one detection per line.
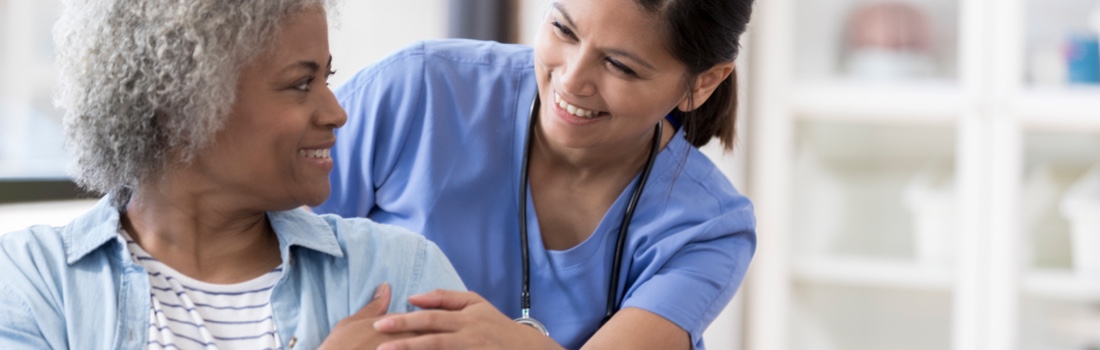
514 316 550 336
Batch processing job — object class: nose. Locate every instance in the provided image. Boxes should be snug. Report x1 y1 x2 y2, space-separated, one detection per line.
558 51 597 97
317 86 348 129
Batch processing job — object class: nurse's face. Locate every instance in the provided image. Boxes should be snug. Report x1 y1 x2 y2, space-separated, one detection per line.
533 0 689 150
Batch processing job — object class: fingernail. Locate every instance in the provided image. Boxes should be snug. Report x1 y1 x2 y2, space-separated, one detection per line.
373 282 389 300
374 318 394 330
377 344 396 350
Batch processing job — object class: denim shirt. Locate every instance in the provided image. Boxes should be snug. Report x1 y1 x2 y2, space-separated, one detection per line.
0 197 466 350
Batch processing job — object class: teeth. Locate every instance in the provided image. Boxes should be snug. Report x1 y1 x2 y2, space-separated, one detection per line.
554 92 598 118
299 148 330 159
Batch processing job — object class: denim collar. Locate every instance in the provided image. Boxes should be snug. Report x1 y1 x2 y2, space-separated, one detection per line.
63 196 344 264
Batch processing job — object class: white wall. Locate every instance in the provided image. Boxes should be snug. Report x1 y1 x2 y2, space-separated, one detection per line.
327 0 449 89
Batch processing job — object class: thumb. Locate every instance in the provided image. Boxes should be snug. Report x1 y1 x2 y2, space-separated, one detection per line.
355 282 392 318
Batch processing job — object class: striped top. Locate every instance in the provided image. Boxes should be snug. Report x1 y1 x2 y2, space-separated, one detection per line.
121 231 283 350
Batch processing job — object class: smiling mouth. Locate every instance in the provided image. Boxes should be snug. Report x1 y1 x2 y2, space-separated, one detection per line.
554 92 605 119
298 148 331 159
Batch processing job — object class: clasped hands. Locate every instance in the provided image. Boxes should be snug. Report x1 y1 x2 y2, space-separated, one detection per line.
319 283 563 350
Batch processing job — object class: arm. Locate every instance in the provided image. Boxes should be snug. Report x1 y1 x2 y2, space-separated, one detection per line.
368 212 755 350
581 308 689 350
611 212 756 349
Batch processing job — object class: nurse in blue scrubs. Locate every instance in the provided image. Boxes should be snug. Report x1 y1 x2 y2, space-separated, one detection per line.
314 0 756 348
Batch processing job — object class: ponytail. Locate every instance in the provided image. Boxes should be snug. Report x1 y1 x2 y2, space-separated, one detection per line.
675 68 738 150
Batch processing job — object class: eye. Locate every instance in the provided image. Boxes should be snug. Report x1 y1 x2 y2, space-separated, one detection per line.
604 58 639 78
293 77 315 92
551 20 577 41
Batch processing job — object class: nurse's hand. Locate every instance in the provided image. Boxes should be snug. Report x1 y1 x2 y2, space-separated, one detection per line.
319 283 418 350
372 289 563 350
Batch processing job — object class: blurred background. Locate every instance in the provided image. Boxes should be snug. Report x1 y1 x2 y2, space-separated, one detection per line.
2 0 1100 349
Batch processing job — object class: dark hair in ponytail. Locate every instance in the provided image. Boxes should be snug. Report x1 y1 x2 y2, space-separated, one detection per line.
636 0 754 150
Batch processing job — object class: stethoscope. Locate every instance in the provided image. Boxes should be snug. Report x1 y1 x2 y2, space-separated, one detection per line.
514 95 662 336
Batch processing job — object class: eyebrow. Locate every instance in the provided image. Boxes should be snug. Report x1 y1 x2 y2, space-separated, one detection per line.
550 2 656 71
280 56 333 74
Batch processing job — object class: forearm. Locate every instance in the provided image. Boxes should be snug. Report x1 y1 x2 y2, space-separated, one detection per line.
581 307 690 350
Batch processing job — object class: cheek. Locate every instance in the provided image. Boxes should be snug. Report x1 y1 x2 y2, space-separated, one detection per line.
606 84 683 119
533 30 562 71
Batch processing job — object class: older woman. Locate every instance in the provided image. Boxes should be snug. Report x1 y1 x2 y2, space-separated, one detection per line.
0 1 464 349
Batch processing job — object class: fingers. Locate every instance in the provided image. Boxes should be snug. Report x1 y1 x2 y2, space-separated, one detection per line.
354 282 392 318
405 289 483 311
376 333 456 350
374 309 463 333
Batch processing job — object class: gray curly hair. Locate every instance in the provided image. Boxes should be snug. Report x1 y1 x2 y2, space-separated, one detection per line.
54 0 334 208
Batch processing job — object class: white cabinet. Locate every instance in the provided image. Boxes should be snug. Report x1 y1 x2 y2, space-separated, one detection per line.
745 0 1100 349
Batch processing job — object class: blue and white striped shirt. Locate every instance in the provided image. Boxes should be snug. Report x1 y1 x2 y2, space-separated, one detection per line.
122 232 281 350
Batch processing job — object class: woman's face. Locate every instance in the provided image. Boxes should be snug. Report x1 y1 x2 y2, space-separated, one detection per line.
194 7 346 210
533 0 689 150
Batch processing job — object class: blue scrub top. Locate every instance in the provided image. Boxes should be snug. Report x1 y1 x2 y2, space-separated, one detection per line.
316 39 756 350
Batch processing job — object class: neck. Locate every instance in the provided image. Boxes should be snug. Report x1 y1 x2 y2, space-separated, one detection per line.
122 170 281 284
530 119 674 181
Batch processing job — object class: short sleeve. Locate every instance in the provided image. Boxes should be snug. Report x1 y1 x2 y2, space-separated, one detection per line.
619 207 756 349
314 42 428 218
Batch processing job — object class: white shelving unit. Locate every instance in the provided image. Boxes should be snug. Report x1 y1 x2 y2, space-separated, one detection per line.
745 0 1100 349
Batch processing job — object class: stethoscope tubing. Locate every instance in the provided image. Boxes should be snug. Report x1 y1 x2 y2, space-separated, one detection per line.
517 94 663 333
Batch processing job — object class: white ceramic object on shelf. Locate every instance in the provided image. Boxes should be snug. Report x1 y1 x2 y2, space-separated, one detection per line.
1020 165 1063 268
1061 164 1100 279
902 162 955 267
793 147 846 258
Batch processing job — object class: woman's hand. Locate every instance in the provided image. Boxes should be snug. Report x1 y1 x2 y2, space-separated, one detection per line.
319 283 418 350
372 290 563 350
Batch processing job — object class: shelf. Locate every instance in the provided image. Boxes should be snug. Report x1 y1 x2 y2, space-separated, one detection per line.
1017 87 1100 132
1024 268 1100 303
792 256 954 291
791 80 963 124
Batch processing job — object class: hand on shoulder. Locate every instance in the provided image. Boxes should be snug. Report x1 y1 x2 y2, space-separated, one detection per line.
372 289 563 350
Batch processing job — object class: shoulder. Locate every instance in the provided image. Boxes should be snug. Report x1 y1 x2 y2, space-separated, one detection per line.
0 223 116 326
0 197 124 293
660 139 756 233
319 214 430 254
316 214 456 280
339 39 533 92
417 39 534 70
0 225 69 279
317 215 465 302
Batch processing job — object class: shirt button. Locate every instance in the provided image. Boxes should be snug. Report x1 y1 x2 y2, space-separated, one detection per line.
288 336 298 349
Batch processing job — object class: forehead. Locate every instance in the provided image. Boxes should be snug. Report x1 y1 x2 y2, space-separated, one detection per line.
554 0 670 55
253 8 330 69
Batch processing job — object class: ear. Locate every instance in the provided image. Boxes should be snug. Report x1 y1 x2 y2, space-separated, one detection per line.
677 62 735 112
